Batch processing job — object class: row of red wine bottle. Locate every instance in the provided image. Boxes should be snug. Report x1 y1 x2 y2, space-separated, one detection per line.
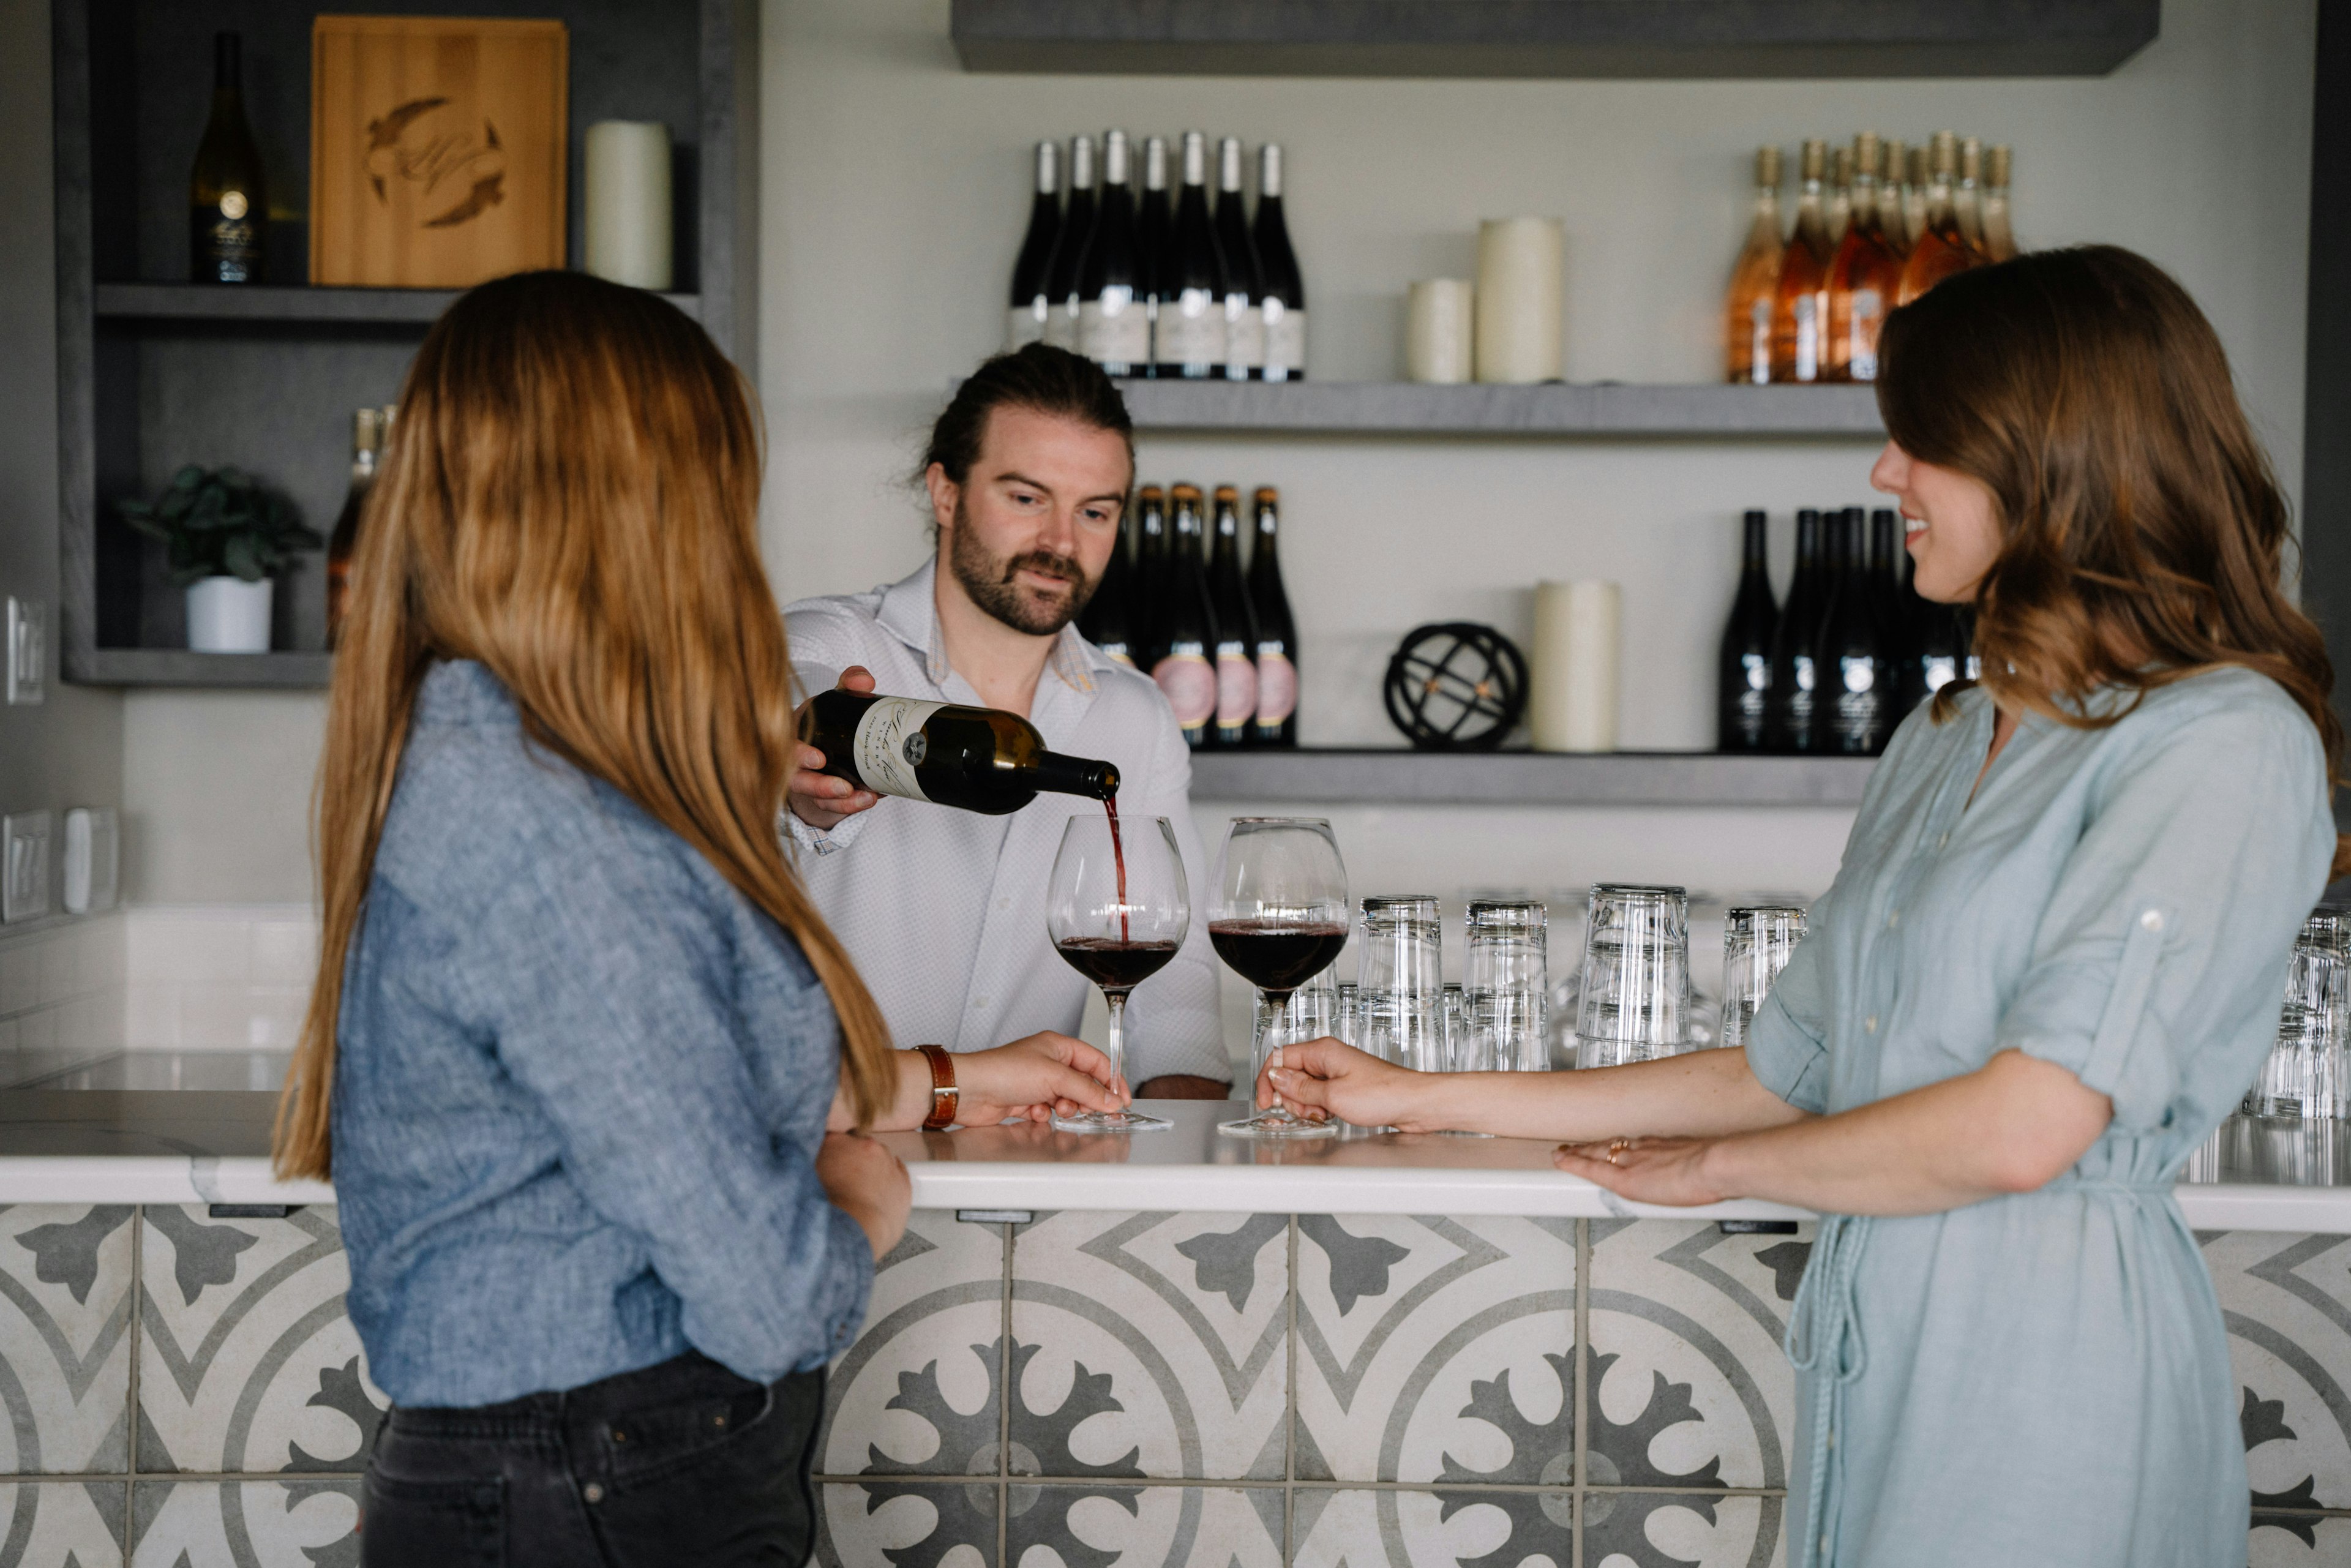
1078 484 1299 749
1716 507 1974 756
1007 131 1307 382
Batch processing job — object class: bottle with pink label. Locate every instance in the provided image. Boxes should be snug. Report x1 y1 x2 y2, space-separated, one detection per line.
1149 483 1221 749
1247 486 1297 746
1207 486 1260 748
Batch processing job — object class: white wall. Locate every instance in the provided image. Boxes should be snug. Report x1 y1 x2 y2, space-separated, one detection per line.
119 0 2317 926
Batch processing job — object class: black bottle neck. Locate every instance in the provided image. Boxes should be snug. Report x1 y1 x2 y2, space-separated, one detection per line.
214 32 241 96
1741 513 1768 572
1032 752 1119 801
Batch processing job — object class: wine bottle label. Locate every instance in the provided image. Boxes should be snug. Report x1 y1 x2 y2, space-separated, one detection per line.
849 697 947 803
1043 301 1078 351
1078 290 1150 367
1747 299 1772 385
1262 304 1306 379
1007 300 1048 352
1253 648 1297 724
1215 645 1258 731
1152 651 1217 733
1793 295 1821 381
1156 290 1224 366
1223 300 1265 372
1848 290 1883 381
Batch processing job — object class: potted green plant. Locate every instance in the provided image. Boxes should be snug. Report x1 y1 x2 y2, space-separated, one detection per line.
118 466 321 653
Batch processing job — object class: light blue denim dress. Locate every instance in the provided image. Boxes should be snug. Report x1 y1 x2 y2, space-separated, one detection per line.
1748 668 2335 1568
333 661 874 1408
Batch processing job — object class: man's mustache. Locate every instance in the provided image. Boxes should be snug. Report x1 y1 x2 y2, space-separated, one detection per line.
1001 551 1087 590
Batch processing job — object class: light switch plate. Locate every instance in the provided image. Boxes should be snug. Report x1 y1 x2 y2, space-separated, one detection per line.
63 806 118 915
6 598 44 705
3 811 52 923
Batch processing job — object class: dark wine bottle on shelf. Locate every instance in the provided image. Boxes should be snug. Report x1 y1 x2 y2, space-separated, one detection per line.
1006 140 1062 351
1208 485 1261 747
1768 508 1828 753
1136 137 1172 380
1903 574 1969 713
1155 132 1226 380
325 408 382 647
1076 130 1147 378
1214 138 1264 381
1043 135 1095 352
1247 487 1298 746
1130 484 1169 662
190 32 267 284
1253 145 1305 382
1869 508 1906 696
1078 495 1136 667
1716 509 1776 753
1150 483 1221 748
804 691 1117 813
1816 510 1891 756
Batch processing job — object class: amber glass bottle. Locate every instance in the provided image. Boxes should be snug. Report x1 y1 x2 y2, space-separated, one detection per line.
1723 146 1784 385
1878 138 1911 255
1895 133 1978 306
1770 140 1834 383
1898 144 1930 261
1954 137 1987 255
1826 134 1903 383
1980 145 2018 263
1825 143 1854 250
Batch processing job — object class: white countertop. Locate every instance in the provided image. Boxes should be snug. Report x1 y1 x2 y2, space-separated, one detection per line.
2 1092 2347 1231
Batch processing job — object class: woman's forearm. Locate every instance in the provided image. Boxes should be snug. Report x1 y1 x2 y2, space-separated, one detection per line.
1697 1049 2112 1215
1430 1046 1811 1141
830 1050 937 1133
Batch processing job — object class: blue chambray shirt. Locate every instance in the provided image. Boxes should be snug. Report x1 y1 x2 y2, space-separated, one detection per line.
333 660 873 1408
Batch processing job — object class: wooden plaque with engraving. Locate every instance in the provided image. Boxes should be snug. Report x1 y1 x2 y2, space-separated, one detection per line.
309 15 568 287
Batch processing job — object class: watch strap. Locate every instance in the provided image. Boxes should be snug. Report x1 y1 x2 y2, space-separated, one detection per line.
917 1043 959 1131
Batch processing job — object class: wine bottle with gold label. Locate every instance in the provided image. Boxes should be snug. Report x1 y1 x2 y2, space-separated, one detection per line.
189 32 267 284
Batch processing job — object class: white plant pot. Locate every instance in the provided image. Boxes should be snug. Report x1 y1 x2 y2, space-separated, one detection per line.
186 576 274 653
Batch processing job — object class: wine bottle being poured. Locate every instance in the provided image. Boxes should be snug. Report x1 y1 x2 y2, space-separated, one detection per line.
803 690 1118 814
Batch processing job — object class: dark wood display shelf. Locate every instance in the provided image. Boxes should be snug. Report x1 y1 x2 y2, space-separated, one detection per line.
1119 380 1885 438
951 0 2160 79
93 282 702 328
75 650 332 689
1188 748 1875 807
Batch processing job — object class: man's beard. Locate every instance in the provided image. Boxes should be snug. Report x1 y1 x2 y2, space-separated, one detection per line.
948 498 1097 637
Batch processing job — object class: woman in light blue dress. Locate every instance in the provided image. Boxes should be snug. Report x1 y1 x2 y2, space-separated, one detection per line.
1259 246 2342 1567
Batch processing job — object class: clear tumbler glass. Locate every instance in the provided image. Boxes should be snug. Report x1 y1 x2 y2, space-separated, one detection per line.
1357 896 1444 1072
1573 883 1692 1071
1719 905 1809 1052
2249 906 2351 1118
1466 899 1550 1071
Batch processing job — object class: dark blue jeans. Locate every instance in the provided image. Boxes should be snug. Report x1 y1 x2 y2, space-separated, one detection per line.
361 1353 823 1567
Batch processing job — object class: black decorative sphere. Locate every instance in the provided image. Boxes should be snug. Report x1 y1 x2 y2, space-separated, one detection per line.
1382 622 1529 751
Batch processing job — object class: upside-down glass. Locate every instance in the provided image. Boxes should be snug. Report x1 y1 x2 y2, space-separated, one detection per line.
1045 813 1187 1132
1357 896 1444 1073
1213 818 1351 1138
1466 899 1550 1071
2246 906 2351 1119
1573 884 1693 1071
1719 906 1809 1052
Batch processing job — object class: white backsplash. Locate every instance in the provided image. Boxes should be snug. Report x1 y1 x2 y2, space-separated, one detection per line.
0 910 127 1079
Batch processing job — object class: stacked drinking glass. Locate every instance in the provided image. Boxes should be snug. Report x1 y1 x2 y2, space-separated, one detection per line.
1572 884 1695 1070
2244 904 2351 1119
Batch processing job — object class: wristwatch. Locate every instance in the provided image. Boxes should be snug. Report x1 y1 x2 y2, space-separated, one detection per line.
917 1043 959 1131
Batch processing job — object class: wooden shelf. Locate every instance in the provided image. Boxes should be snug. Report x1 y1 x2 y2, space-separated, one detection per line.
950 0 2161 79
71 650 332 689
94 283 702 328
1188 748 1875 806
1118 380 1884 438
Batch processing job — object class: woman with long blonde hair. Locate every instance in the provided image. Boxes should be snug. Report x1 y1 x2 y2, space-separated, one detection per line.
278 271 1122 1566
1257 247 2340 1566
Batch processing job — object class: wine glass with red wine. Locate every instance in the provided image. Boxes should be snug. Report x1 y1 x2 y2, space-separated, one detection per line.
1046 812 1188 1132
1212 817 1349 1138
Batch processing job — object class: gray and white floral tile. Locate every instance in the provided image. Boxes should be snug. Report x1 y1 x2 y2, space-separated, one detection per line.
0 1206 135 1474
0 1481 124 1567
823 1210 1007 1481
1584 1491 1785 1568
2203 1231 2351 1515
2250 1513 2351 1566
1290 1487 1575 1568
1011 1211 1290 1482
127 1479 359 1567
1294 1213 1577 1486
136 1208 384 1477
1005 1484 1282 1568
817 1478 996 1568
1587 1220 1810 1492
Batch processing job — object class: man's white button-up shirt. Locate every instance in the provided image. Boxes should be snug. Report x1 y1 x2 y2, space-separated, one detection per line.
783 560 1228 1084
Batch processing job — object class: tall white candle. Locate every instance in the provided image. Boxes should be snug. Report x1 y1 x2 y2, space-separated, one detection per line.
1405 279 1475 383
1529 580 1620 752
1474 218 1565 384
585 121 673 291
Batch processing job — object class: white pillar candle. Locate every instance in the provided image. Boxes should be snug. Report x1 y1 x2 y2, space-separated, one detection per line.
1405 279 1475 383
584 121 673 291
1474 218 1565 384
1529 579 1620 752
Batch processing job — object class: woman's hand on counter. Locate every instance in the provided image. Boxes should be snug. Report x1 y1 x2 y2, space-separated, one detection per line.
1553 1137 1732 1206
817 1130 912 1260
955 1032 1127 1125
1262 1038 1470 1134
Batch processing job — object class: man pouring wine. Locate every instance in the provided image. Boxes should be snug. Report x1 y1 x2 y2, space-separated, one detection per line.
784 345 1230 1105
